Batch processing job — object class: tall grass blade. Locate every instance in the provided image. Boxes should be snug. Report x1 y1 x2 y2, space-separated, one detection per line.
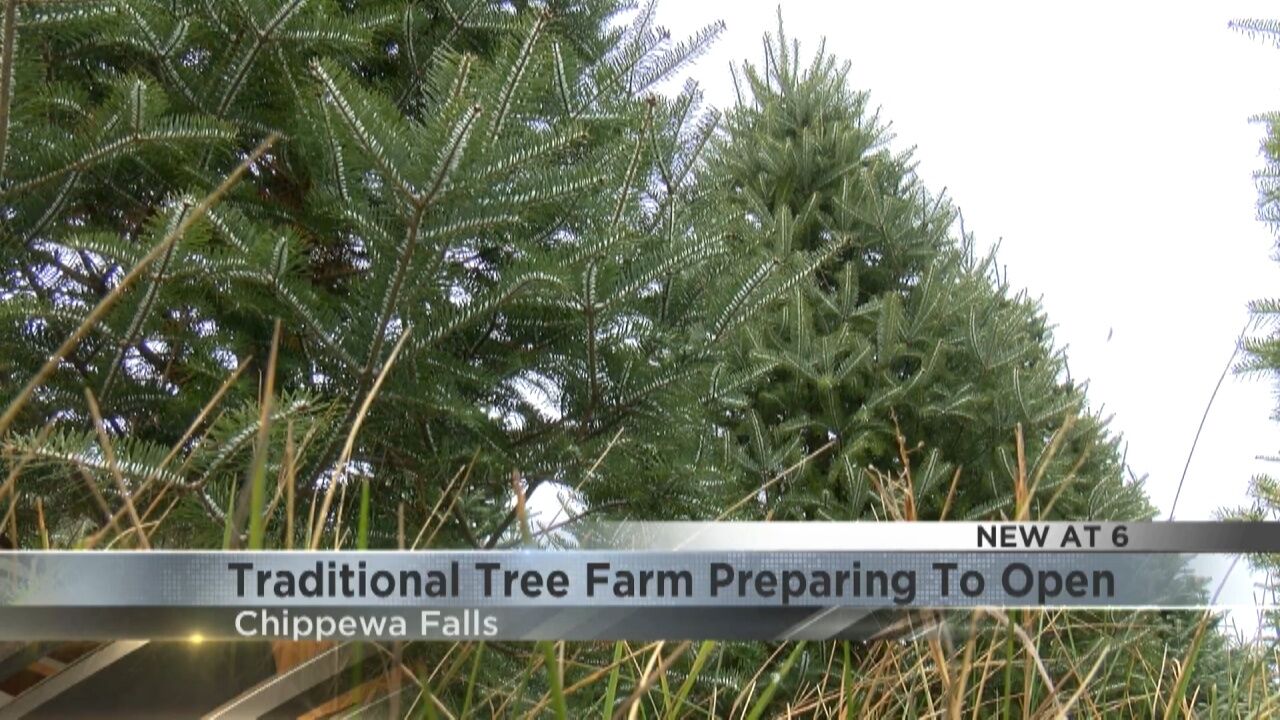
665 640 716 720
602 641 625 719
745 641 807 720
245 320 281 550
540 640 568 720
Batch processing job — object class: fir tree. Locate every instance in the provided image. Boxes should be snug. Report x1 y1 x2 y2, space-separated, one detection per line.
690 25 1232 717
0 0 727 548
1226 16 1280 651
0 3 1247 715
704 27 1152 524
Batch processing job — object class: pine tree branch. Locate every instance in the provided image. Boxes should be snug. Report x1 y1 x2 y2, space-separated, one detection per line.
120 1 200 108
17 171 80 245
309 59 420 204
487 10 545 145
84 387 150 549
408 0 483 108
338 97 489 437
421 102 482 206
1 122 234 199
215 0 307 117
610 97 653 228
0 133 278 437
101 202 191 399
551 41 571 113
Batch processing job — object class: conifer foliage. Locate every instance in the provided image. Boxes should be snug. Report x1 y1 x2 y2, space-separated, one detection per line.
0 2 1250 716
703 29 1152 523
1229 16 1280 649
0 0 727 546
686 27 1227 718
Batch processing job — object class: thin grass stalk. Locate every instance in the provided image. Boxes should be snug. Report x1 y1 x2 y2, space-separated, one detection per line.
410 460 470 550
84 388 149 549
1 490 14 545
1169 319 1250 520
729 641 790 715
356 478 370 550
841 640 857 719
947 611 981 720
1001 609 1016 720
526 641 659 717
1057 645 1111 719
284 421 295 549
1163 612 1213 720
74 466 122 543
460 642 485 718
745 642 807 720
0 134 278 437
613 640 666 720
309 325 412 549
81 356 253 548
665 640 716 720
245 320 281 549
34 496 46 548
602 641 626 719
539 640 568 720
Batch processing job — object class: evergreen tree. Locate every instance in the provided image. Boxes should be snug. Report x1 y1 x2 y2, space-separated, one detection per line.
0 0 727 548
688 26 1232 717
704 28 1152 524
1226 16 1280 650
0 2 1247 715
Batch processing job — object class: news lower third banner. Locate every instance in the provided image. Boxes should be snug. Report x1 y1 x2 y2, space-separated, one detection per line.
0 522 1276 641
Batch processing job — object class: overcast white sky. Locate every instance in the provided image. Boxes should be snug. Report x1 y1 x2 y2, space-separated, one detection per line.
650 1 1280 622
657 0 1280 519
